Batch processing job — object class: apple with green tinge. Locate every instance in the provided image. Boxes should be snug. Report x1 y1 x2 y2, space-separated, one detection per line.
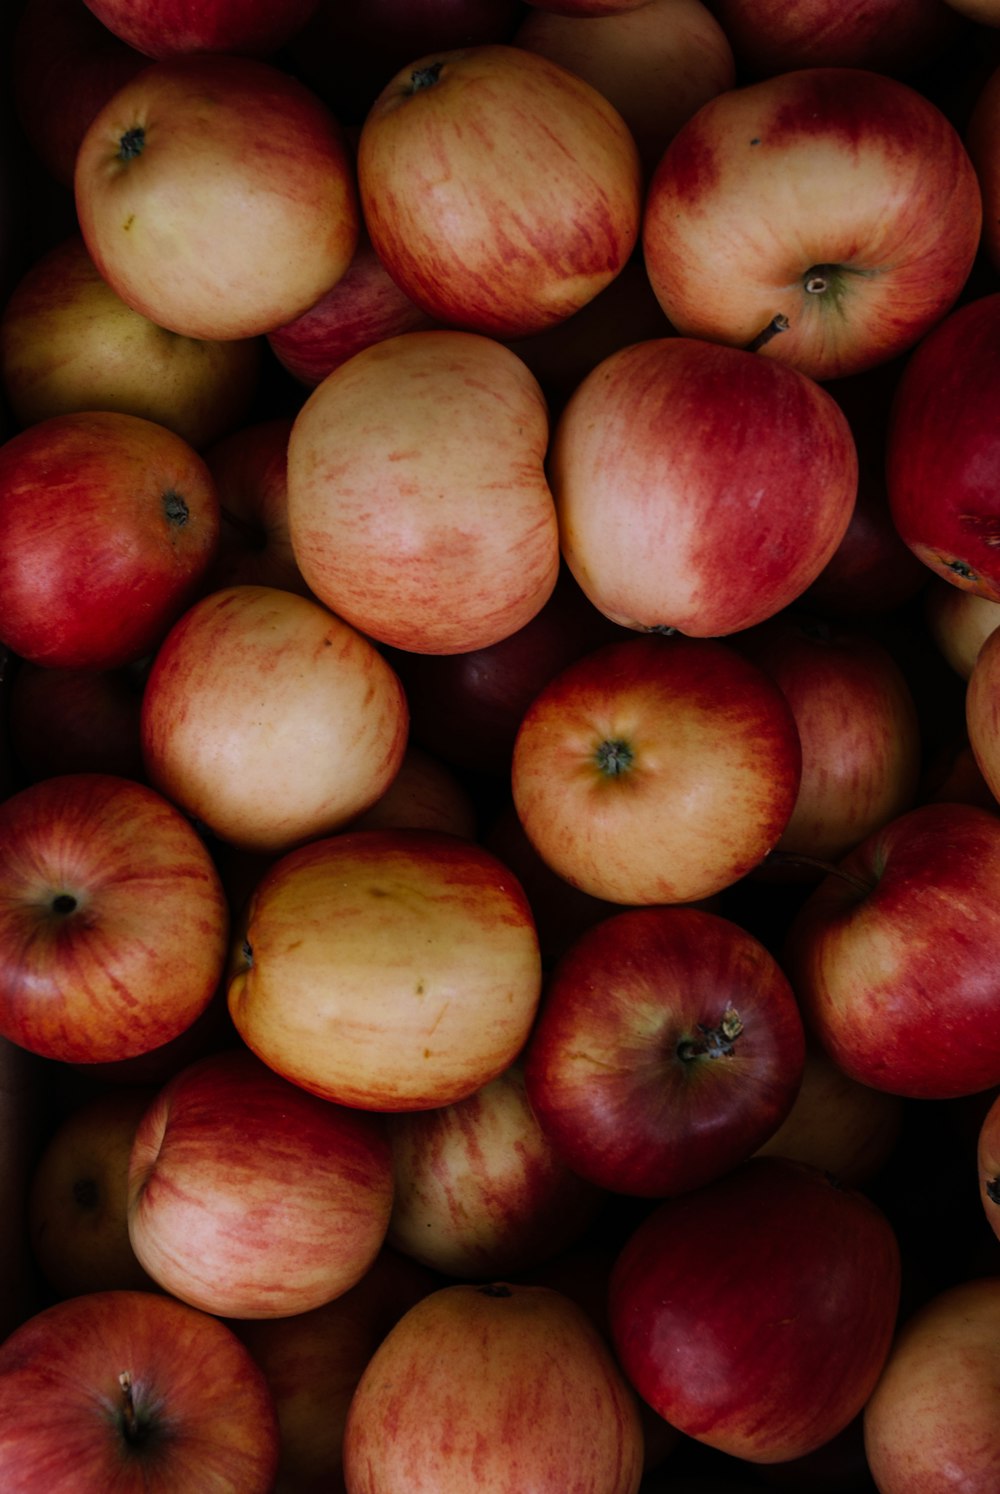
642 66 982 380
0 772 229 1066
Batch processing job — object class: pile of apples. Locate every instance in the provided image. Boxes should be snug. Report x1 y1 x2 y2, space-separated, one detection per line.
4 0 1000 1490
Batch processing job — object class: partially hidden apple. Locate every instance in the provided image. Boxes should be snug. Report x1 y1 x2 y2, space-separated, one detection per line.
201 417 312 597
705 0 964 79
925 575 1000 678
80 0 322 59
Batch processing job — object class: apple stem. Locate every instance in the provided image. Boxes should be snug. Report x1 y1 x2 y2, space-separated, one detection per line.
117 127 145 162
766 851 874 897
409 62 444 93
745 314 789 353
678 1006 743 1061
118 1371 143 1444
986 1178 1000 1206
162 490 190 528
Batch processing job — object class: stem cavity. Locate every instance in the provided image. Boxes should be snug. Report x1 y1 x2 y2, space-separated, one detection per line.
118 127 145 162
678 1007 743 1062
594 739 634 777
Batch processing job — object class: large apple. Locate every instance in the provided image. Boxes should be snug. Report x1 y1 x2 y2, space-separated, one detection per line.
522 905 805 1197
357 44 642 338
0 235 261 448
0 772 229 1065
74 53 359 341
226 827 543 1111
0 1288 280 1491
0 410 220 671
642 67 982 380
510 633 802 905
342 1281 645 1493
80 0 322 58
783 800 1000 1098
139 584 409 854
549 336 858 637
127 1046 394 1318
285 330 560 654
608 1156 901 1463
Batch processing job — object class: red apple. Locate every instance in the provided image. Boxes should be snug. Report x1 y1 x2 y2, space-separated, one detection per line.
226 827 543 1111
345 743 479 840
706 0 964 79
608 1156 901 1463
127 1046 394 1318
0 235 261 448
7 656 147 784
285 329 560 654
783 800 1000 1098
342 1281 645 1493
863 1276 1000 1491
201 417 312 597
967 61 1000 273
549 336 858 637
643 67 982 380
357 44 642 338
80 0 322 58
0 772 229 1065
0 1288 280 1491
139 584 409 854
74 54 359 340
524 903 805 1197
966 621 1000 802
386 1062 605 1277
510 633 802 905
0 410 220 671
886 291 1000 598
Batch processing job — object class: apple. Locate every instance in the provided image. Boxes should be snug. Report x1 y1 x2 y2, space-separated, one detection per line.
127 1046 395 1319
510 633 802 906
27 1085 156 1298
74 53 359 341
386 1062 606 1277
549 336 858 637
342 1281 646 1493
783 800 1000 1098
885 291 1000 598
345 743 479 840
0 235 261 448
943 0 1000 21
80 0 322 58
705 0 964 79
356 44 642 338
513 0 735 178
6 655 148 784
522 905 805 1197
0 1035 44 1339
966 621 1000 802
285 329 561 654
0 1288 280 1491
0 772 229 1065
924 575 1000 677
0 409 220 671
201 417 313 597
977 1088 1000 1241
863 1276 1000 1491
139 584 409 855
642 67 983 380
608 1156 901 1463
967 61 1000 273
226 827 543 1111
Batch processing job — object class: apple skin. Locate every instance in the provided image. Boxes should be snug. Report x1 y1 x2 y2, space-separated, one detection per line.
967 62 1000 273
966 622 1000 800
0 410 220 671
357 44 642 339
977 1088 1000 1241
886 291 1000 598
522 905 805 1197
549 336 858 637
342 1281 645 1494
201 417 313 597
7 656 148 784
0 772 229 1066
226 827 543 1112
345 743 479 840
127 1046 395 1319
783 800 1000 1099
863 1276 1000 1492
80 0 322 58
139 584 409 855
608 1156 901 1464
705 0 964 79
386 1062 606 1277
74 53 359 341
510 633 802 906
925 575 1000 677
0 1288 280 1492
643 67 982 380
0 235 261 448
286 329 560 654
0 1035 44 1339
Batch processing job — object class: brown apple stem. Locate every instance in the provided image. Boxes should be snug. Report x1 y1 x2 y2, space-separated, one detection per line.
766 851 874 897
118 1371 142 1444
745 314 789 353
678 1007 743 1061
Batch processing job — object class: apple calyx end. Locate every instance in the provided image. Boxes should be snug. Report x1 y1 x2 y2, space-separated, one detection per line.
162 490 190 529
408 62 444 95
594 738 634 778
678 1006 743 1062
117 128 146 164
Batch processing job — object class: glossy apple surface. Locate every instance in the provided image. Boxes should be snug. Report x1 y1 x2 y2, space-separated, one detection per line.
608 1156 901 1463
0 773 229 1065
643 67 982 380
511 633 802 905
227 828 543 1111
523 905 805 1196
81 0 322 57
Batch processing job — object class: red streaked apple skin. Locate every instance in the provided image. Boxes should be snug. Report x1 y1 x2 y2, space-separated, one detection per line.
522 905 806 1197
643 67 982 380
127 1047 394 1319
510 633 802 905
608 1156 901 1464
784 801 1000 1099
0 1288 280 1492
80 0 322 59
0 773 229 1066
